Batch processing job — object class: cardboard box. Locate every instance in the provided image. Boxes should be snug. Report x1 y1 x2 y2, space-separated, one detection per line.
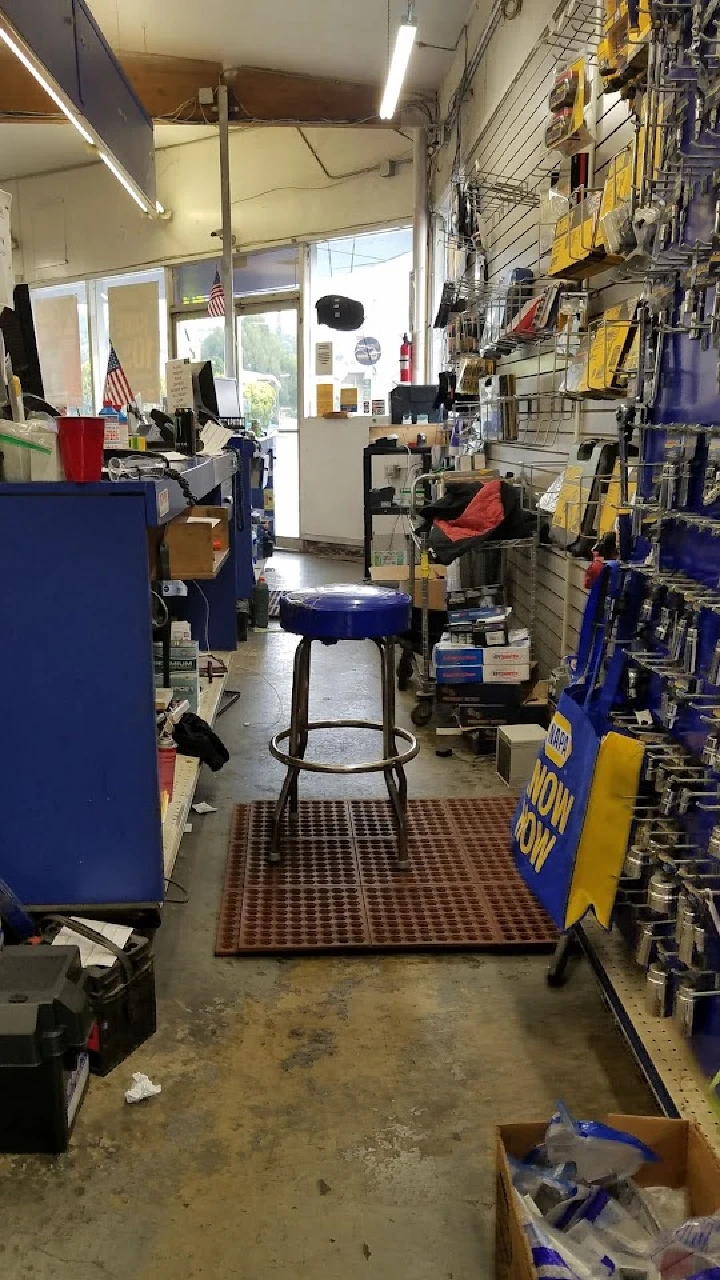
434 639 531 684
371 548 408 569
154 506 230 581
496 723 547 788
434 641 530 667
370 564 447 612
153 673 199 714
495 1115 720 1280
436 664 530 685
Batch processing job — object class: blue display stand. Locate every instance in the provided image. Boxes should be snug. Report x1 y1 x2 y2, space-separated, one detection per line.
230 435 257 601
0 453 237 912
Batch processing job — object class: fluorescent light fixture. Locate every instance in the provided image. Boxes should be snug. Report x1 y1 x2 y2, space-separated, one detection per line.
380 3 417 120
0 26 94 145
156 201 165 215
0 17 160 217
99 151 153 214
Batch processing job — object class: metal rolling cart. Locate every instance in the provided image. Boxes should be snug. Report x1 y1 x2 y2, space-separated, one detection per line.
401 470 540 729
362 442 433 578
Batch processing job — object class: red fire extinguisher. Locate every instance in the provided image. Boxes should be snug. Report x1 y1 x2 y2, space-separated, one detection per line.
400 332 412 383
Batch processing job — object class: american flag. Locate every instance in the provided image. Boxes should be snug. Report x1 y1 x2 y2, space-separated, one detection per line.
208 269 225 318
103 343 134 411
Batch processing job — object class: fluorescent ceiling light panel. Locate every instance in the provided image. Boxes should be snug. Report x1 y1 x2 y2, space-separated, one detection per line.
0 17 158 216
0 26 94 145
99 152 152 214
380 12 417 120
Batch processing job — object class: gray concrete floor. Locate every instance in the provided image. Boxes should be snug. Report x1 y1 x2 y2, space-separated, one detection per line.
0 552 656 1280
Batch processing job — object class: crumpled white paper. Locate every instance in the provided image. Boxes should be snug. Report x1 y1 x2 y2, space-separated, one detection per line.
124 1072 162 1105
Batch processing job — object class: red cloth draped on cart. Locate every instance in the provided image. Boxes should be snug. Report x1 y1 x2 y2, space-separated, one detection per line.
434 478 506 544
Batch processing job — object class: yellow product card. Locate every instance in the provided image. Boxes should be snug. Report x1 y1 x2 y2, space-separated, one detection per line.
553 463 587 539
340 387 358 413
316 383 334 415
566 732 644 929
598 460 637 536
569 56 586 138
604 0 651 86
586 301 638 394
636 93 665 190
549 194 604 277
600 146 634 220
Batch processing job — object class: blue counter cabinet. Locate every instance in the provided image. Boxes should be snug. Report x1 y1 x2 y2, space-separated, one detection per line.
0 454 237 912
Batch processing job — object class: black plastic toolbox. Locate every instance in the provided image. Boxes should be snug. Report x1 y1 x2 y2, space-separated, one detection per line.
0 946 91 1153
80 928 157 1077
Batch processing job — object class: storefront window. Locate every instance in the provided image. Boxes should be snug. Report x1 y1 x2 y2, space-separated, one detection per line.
90 268 167 411
30 282 92 413
175 316 225 375
309 227 413 417
173 248 300 308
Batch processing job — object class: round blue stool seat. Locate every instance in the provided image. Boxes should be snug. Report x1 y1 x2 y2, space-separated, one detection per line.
279 584 411 641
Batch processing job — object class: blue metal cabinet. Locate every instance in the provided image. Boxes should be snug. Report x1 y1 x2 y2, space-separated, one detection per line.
0 453 237 911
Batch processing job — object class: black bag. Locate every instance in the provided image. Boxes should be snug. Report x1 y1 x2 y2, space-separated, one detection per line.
174 713 229 772
315 295 365 332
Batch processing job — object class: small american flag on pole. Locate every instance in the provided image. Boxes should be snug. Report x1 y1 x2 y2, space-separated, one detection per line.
103 343 134 411
208 269 225 318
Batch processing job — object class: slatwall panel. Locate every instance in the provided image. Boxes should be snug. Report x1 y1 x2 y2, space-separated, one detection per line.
451 0 632 672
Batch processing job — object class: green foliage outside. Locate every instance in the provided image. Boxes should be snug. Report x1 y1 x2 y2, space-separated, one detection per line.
200 327 225 377
244 380 276 430
200 314 297 424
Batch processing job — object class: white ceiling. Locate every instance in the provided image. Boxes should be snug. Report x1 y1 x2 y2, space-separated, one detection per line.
0 0 486 182
87 0 479 90
0 123 218 182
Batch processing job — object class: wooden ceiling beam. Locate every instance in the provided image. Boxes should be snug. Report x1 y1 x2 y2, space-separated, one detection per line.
224 66 392 126
0 50 431 127
122 55 223 123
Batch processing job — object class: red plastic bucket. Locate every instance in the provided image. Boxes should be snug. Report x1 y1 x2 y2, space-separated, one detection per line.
57 416 105 482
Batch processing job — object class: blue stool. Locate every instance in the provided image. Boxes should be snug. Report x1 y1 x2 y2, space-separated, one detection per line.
269 584 419 869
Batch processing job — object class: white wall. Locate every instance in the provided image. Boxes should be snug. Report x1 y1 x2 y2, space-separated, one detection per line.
434 0 558 198
9 126 413 285
300 416 369 546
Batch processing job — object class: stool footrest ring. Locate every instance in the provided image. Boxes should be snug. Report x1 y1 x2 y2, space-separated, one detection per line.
270 719 418 775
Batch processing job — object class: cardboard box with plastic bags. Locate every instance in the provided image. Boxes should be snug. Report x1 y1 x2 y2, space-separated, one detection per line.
495 1115 720 1280
370 564 447 612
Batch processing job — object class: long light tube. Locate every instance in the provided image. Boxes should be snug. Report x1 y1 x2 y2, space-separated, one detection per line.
99 152 153 215
0 26 94 144
0 19 158 216
380 5 417 120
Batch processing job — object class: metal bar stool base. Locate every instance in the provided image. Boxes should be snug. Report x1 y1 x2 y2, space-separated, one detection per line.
269 637 418 869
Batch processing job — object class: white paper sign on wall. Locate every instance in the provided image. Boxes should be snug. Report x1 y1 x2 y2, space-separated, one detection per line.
315 341 333 377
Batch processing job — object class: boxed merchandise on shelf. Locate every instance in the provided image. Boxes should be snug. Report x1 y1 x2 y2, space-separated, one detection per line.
153 641 200 713
433 637 531 685
371 563 447 611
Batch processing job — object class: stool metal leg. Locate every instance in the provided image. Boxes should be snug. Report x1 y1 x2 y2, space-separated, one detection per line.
379 638 410 871
270 638 309 862
290 638 312 815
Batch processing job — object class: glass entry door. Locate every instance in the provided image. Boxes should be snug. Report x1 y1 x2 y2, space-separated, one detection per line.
237 305 299 542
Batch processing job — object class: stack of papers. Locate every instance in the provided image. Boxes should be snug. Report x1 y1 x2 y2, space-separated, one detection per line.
51 917 133 968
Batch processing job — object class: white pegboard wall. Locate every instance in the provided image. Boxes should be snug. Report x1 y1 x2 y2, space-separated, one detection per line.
434 0 631 670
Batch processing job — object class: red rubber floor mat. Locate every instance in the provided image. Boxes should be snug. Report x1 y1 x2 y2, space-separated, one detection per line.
215 797 557 955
